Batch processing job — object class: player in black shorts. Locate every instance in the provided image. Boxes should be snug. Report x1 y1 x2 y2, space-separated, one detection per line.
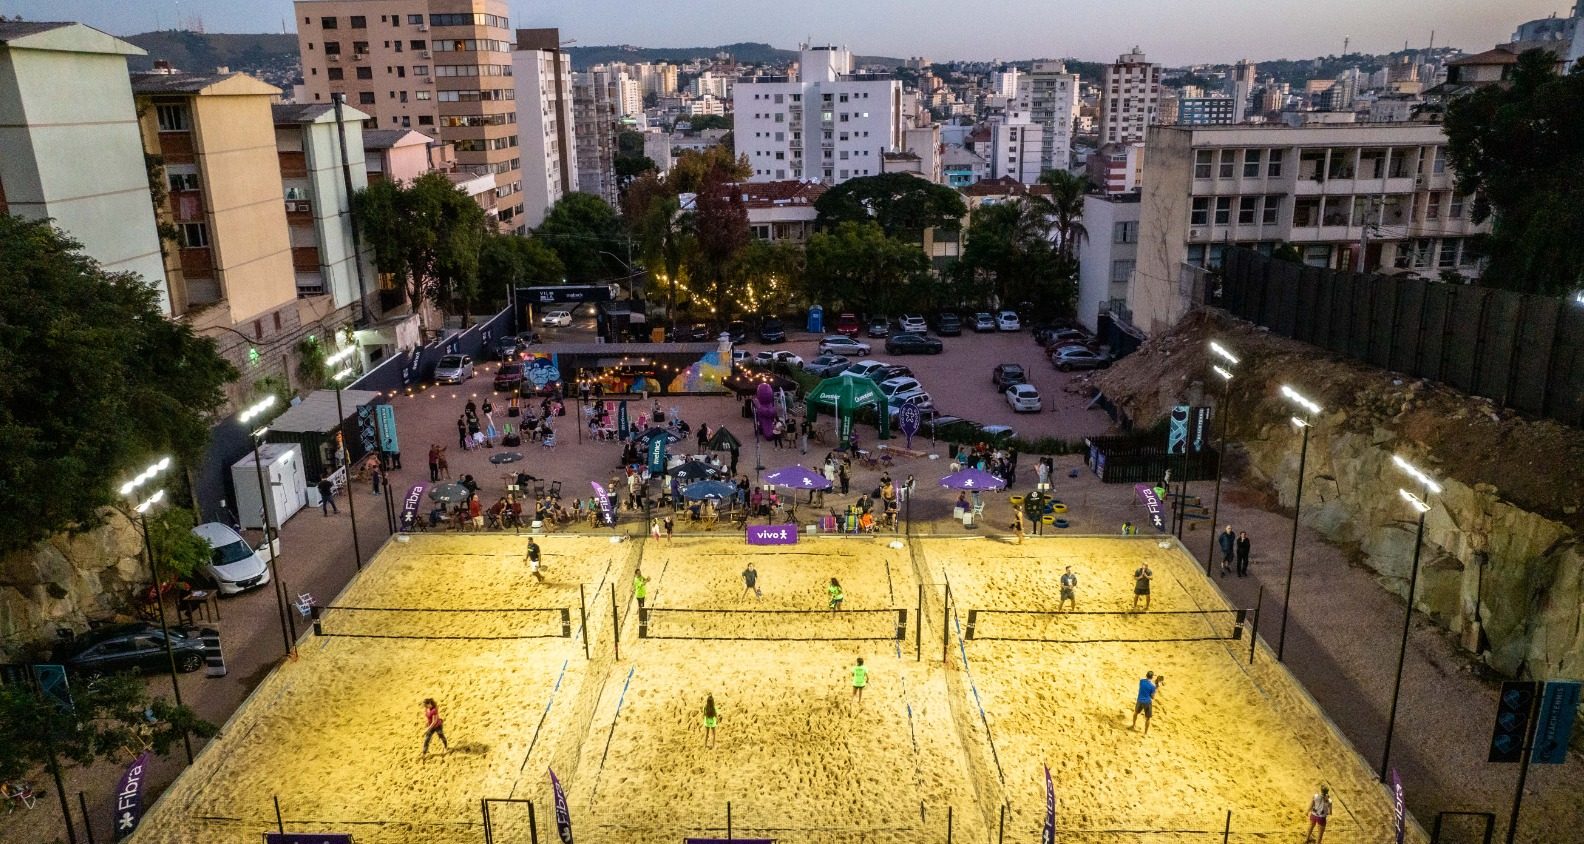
1131 563 1152 611
1059 566 1077 611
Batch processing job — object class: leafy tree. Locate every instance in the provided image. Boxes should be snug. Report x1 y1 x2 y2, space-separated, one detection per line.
692 163 751 320
351 172 487 317
0 216 234 553
147 506 216 581
534 193 628 283
956 200 1074 316
1035 169 1089 263
805 221 931 313
669 146 750 196
643 91 659 109
294 335 328 392
635 193 693 326
615 154 659 198
731 239 805 316
478 234 566 306
681 114 732 132
1444 51 1584 297
0 672 217 785
813 172 967 242
1271 241 1304 263
617 130 647 158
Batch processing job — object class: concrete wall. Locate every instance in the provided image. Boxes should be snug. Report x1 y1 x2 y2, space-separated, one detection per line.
1076 195 1140 333
302 113 374 311
1133 126 1194 335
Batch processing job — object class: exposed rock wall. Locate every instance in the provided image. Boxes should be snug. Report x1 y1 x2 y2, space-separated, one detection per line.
0 509 150 658
1096 311 1584 680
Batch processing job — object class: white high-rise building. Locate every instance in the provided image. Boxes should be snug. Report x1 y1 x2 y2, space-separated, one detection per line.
1230 60 1256 123
572 68 617 206
988 105 1044 184
1099 47 1161 145
512 28 580 229
991 67 1021 99
1020 60 1079 174
732 44 903 183
617 73 644 119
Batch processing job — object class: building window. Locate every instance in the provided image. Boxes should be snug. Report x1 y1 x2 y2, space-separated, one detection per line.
349 15 366 28
413 65 428 75
1431 147 1446 174
1238 196 1258 225
397 66 406 78
1426 193 1441 220
1294 197 1320 227
1268 148 1284 178
320 16 338 29
1218 150 1235 179
1439 238 1459 268
155 104 190 131
408 14 423 24
1243 149 1263 178
1262 196 1280 226
356 66 373 79
358 91 376 104
168 172 199 192
417 115 434 125
328 66 344 81
178 222 209 248
273 311 283 331
410 39 426 49
399 90 408 103
352 41 369 55
324 40 341 55
1194 150 1212 179
1214 197 1231 225
1190 197 1209 226
1113 221 1137 243
1110 259 1135 283
1449 194 1464 220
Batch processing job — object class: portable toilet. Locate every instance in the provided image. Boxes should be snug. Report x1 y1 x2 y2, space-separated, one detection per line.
807 305 824 334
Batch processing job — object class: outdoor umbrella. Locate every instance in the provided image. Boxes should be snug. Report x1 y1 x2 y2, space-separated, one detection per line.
671 460 720 481
488 451 524 464
428 482 470 503
705 426 743 452
764 464 832 490
681 480 737 501
938 468 1007 491
636 427 683 445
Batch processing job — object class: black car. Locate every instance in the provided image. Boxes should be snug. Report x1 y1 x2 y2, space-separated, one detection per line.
727 320 749 344
935 312 963 336
671 322 714 342
992 363 1027 390
53 623 208 675
867 317 891 338
491 336 524 361
757 318 787 343
885 333 944 355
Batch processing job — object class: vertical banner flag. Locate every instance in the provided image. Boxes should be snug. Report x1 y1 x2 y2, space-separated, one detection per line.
1133 483 1167 532
899 402 922 449
617 400 630 439
591 482 614 527
1042 764 1056 844
1488 680 1539 763
400 484 427 532
1390 768 1406 844
113 751 151 841
838 410 853 448
647 435 667 474
1189 406 1213 453
1531 680 1583 764
1167 404 1190 455
550 767 574 843
376 403 400 455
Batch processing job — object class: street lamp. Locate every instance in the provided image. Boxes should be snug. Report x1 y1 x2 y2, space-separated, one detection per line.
1275 385 1322 662
1202 342 1240 575
1379 455 1441 781
240 396 297 658
327 347 364 572
121 460 193 763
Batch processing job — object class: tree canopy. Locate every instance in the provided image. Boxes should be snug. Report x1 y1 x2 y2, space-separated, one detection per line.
691 163 752 320
955 199 1075 317
533 193 629 283
352 172 487 315
0 216 235 552
1444 51 1584 297
813 172 967 242
805 221 932 313
479 235 565 306
669 147 751 196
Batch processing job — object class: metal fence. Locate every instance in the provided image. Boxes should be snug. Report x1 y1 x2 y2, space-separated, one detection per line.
1216 249 1584 428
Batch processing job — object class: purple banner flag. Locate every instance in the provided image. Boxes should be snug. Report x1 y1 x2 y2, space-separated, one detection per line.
113 751 151 841
746 524 799 545
1391 768 1406 844
263 835 354 844
550 768 574 843
1042 764 1056 844
1133 483 1166 532
590 482 614 527
399 484 427 532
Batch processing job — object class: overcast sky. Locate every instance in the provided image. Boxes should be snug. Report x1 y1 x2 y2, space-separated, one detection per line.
0 0 1566 65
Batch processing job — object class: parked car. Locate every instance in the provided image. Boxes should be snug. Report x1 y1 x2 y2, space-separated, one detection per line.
675 322 715 342
731 349 752 364
934 312 963 336
833 312 862 337
515 331 541 347
491 336 525 361
1037 326 1093 347
879 376 933 410
727 320 749 344
191 522 273 595
433 354 474 384
1048 341 1096 359
493 362 526 391
845 359 896 382
1005 383 1042 413
877 363 915 382
867 317 891 338
1051 347 1111 371
972 312 997 332
757 318 787 343
540 310 573 327
992 363 1027 390
885 332 944 355
996 310 1022 331
818 335 871 356
803 354 853 377
54 623 208 675
899 314 928 334
753 350 805 368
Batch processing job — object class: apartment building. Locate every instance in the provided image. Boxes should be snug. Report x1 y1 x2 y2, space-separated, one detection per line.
364 127 439 184
1076 192 1142 333
1085 141 1145 195
1177 96 1234 126
571 68 618 207
0 23 168 309
738 179 827 242
732 45 903 184
941 145 988 188
988 107 1044 184
1021 60 1079 174
272 102 377 310
512 28 578 228
1131 123 1490 335
1229 60 1255 123
1099 48 1161 145
294 0 524 229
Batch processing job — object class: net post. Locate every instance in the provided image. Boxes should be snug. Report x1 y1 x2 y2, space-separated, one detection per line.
915 584 923 661
559 608 572 639
1249 586 1262 665
481 799 492 844
895 609 907 641
1223 808 1232 843
941 582 951 665
610 582 621 661
966 609 978 641
727 800 732 840
527 799 538 844
998 802 1005 843
946 805 953 844
311 605 323 637
579 584 590 660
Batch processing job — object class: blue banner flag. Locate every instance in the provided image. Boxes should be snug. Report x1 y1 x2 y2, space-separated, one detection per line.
1167 404 1189 454
1042 764 1056 844
376 403 400 455
647 435 667 474
549 768 574 843
1532 680 1582 765
617 400 629 439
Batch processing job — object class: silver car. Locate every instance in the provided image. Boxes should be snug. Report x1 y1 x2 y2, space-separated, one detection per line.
433 354 474 383
817 335 872 356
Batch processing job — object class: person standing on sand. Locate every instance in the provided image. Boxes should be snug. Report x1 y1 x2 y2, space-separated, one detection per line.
827 577 845 611
1122 520 1136 536
421 698 449 756
742 563 761 600
1130 671 1157 735
633 569 649 609
1059 566 1078 611
1011 507 1025 545
702 694 720 747
1132 564 1153 611
1304 785 1332 843
525 538 543 583
851 657 868 704
1236 531 1252 577
1218 526 1236 577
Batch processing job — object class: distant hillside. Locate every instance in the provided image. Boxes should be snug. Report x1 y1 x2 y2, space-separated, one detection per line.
568 41 902 70
124 31 300 87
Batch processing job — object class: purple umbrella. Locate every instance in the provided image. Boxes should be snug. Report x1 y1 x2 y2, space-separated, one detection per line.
938 468 1006 491
764 465 833 490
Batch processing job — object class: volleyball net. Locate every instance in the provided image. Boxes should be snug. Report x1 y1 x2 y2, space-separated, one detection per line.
638 606 909 642
962 606 1249 644
310 603 575 641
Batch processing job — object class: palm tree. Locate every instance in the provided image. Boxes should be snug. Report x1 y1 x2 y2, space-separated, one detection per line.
638 195 691 333
1036 170 1090 264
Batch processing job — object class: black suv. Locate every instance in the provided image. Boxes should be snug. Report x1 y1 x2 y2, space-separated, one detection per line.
934 312 963 336
727 320 749 344
53 623 208 675
757 318 787 343
992 363 1027 390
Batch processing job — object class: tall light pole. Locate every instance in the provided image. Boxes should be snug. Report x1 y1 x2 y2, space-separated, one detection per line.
1203 341 1239 575
327 345 363 571
121 459 193 763
240 396 297 657
1379 455 1441 782
1276 385 1322 662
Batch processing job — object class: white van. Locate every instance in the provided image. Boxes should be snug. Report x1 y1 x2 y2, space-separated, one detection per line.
190 522 273 596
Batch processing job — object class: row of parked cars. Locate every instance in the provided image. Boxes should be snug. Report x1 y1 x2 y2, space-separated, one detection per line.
832 310 1021 339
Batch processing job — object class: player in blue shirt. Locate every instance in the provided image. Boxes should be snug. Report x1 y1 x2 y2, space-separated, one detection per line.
1131 671 1158 735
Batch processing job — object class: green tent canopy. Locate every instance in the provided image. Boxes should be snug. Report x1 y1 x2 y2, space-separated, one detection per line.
805 373 891 441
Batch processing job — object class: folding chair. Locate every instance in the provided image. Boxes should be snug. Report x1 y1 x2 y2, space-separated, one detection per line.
3 782 38 811
549 480 563 499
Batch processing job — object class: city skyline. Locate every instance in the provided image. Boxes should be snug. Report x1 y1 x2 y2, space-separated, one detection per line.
0 0 1565 65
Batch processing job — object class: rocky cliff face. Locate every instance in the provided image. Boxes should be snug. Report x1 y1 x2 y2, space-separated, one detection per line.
0 509 150 658
1096 311 1584 680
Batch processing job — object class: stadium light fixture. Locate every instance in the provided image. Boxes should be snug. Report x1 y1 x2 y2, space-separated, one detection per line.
1209 340 1240 366
1391 455 1442 495
1280 385 1322 417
